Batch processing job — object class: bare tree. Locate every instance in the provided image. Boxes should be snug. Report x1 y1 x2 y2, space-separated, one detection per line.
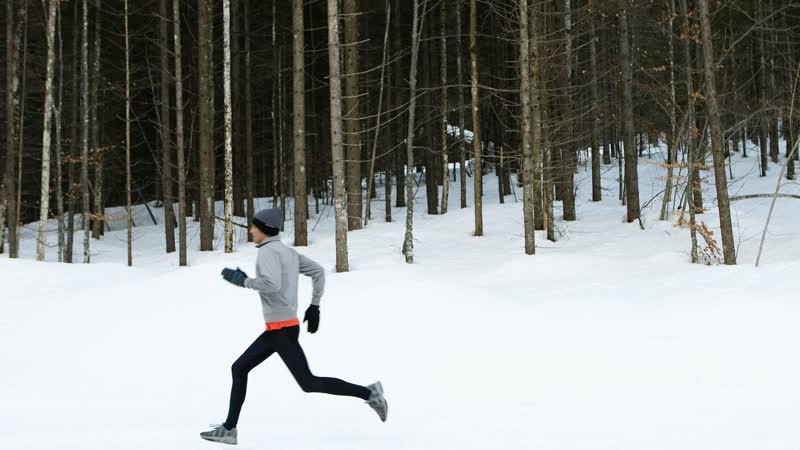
91 0 103 240
697 0 736 265
198 0 214 251
243 0 254 237
124 0 132 266
364 0 391 227
469 0 483 236
343 0 362 231
223 0 234 253
529 0 543 230
589 7 602 202
160 0 176 253
81 0 91 262
55 1 66 261
403 0 422 263
174 0 188 266
1 0 28 258
36 0 59 261
440 0 449 214
292 0 308 245
618 0 641 222
456 0 467 209
328 0 349 272
518 0 535 255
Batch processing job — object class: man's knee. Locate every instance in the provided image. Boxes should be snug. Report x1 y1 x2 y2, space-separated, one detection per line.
231 360 250 380
297 375 322 393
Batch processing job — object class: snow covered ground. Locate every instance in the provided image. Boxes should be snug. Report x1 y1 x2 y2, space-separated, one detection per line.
1 144 799 450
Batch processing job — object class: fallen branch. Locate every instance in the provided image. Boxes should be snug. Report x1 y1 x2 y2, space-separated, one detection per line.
215 216 248 229
730 193 800 202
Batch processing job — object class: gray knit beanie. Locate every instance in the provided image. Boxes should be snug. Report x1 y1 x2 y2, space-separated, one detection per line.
252 208 283 236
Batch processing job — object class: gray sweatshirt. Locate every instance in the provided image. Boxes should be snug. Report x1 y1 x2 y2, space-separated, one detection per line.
243 235 325 324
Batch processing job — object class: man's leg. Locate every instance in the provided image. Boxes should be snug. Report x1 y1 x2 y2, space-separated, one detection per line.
224 332 276 429
276 326 370 400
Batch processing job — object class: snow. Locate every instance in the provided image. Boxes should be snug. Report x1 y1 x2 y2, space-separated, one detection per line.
1 142 799 450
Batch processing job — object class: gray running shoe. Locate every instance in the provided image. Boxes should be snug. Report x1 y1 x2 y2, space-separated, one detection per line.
366 381 388 422
200 423 238 445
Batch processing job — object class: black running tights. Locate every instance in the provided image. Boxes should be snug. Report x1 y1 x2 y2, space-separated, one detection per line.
224 325 370 428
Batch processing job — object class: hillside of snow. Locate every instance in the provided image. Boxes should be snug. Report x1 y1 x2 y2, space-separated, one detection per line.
1 144 799 450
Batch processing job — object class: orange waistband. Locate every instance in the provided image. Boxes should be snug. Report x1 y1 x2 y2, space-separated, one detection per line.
266 319 300 331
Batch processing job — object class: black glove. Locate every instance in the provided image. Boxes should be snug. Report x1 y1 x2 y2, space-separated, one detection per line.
221 267 248 287
303 305 320 334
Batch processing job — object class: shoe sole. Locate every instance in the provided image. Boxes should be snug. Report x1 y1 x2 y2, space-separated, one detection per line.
370 381 387 422
200 435 237 445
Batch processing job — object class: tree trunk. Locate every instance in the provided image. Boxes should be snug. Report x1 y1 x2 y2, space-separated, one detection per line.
560 0 576 221
469 0 483 236
124 0 132 266
589 10 601 202
36 0 59 261
198 0 214 251
519 0 535 255
343 0 362 231
174 0 188 266
660 0 677 220
223 0 234 253
364 0 391 227
243 0 254 237
403 0 422 263
65 0 79 263
529 0 543 231
56 2 65 261
757 0 769 176
292 0 308 245
618 0 641 223
81 0 92 262
160 0 176 253
456 0 467 209
328 0 349 272
91 0 104 240
1 0 27 258
440 0 449 214
697 0 736 265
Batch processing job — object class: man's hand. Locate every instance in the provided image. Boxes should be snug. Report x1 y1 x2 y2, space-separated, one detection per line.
303 305 320 334
221 267 248 287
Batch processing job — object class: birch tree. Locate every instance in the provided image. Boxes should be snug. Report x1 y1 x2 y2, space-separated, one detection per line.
223 0 234 253
403 0 422 263
36 0 59 261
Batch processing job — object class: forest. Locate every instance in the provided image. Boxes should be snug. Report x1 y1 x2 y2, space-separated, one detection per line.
1 0 798 267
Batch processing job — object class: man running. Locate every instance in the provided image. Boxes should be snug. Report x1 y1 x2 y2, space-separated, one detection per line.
200 208 387 445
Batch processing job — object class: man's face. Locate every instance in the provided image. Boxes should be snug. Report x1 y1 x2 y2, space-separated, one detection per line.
249 225 268 244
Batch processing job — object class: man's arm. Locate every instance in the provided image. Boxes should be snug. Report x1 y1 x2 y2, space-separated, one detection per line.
243 250 282 294
298 253 325 305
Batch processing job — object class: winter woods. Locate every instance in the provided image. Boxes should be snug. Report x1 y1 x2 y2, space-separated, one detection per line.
1 0 799 266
